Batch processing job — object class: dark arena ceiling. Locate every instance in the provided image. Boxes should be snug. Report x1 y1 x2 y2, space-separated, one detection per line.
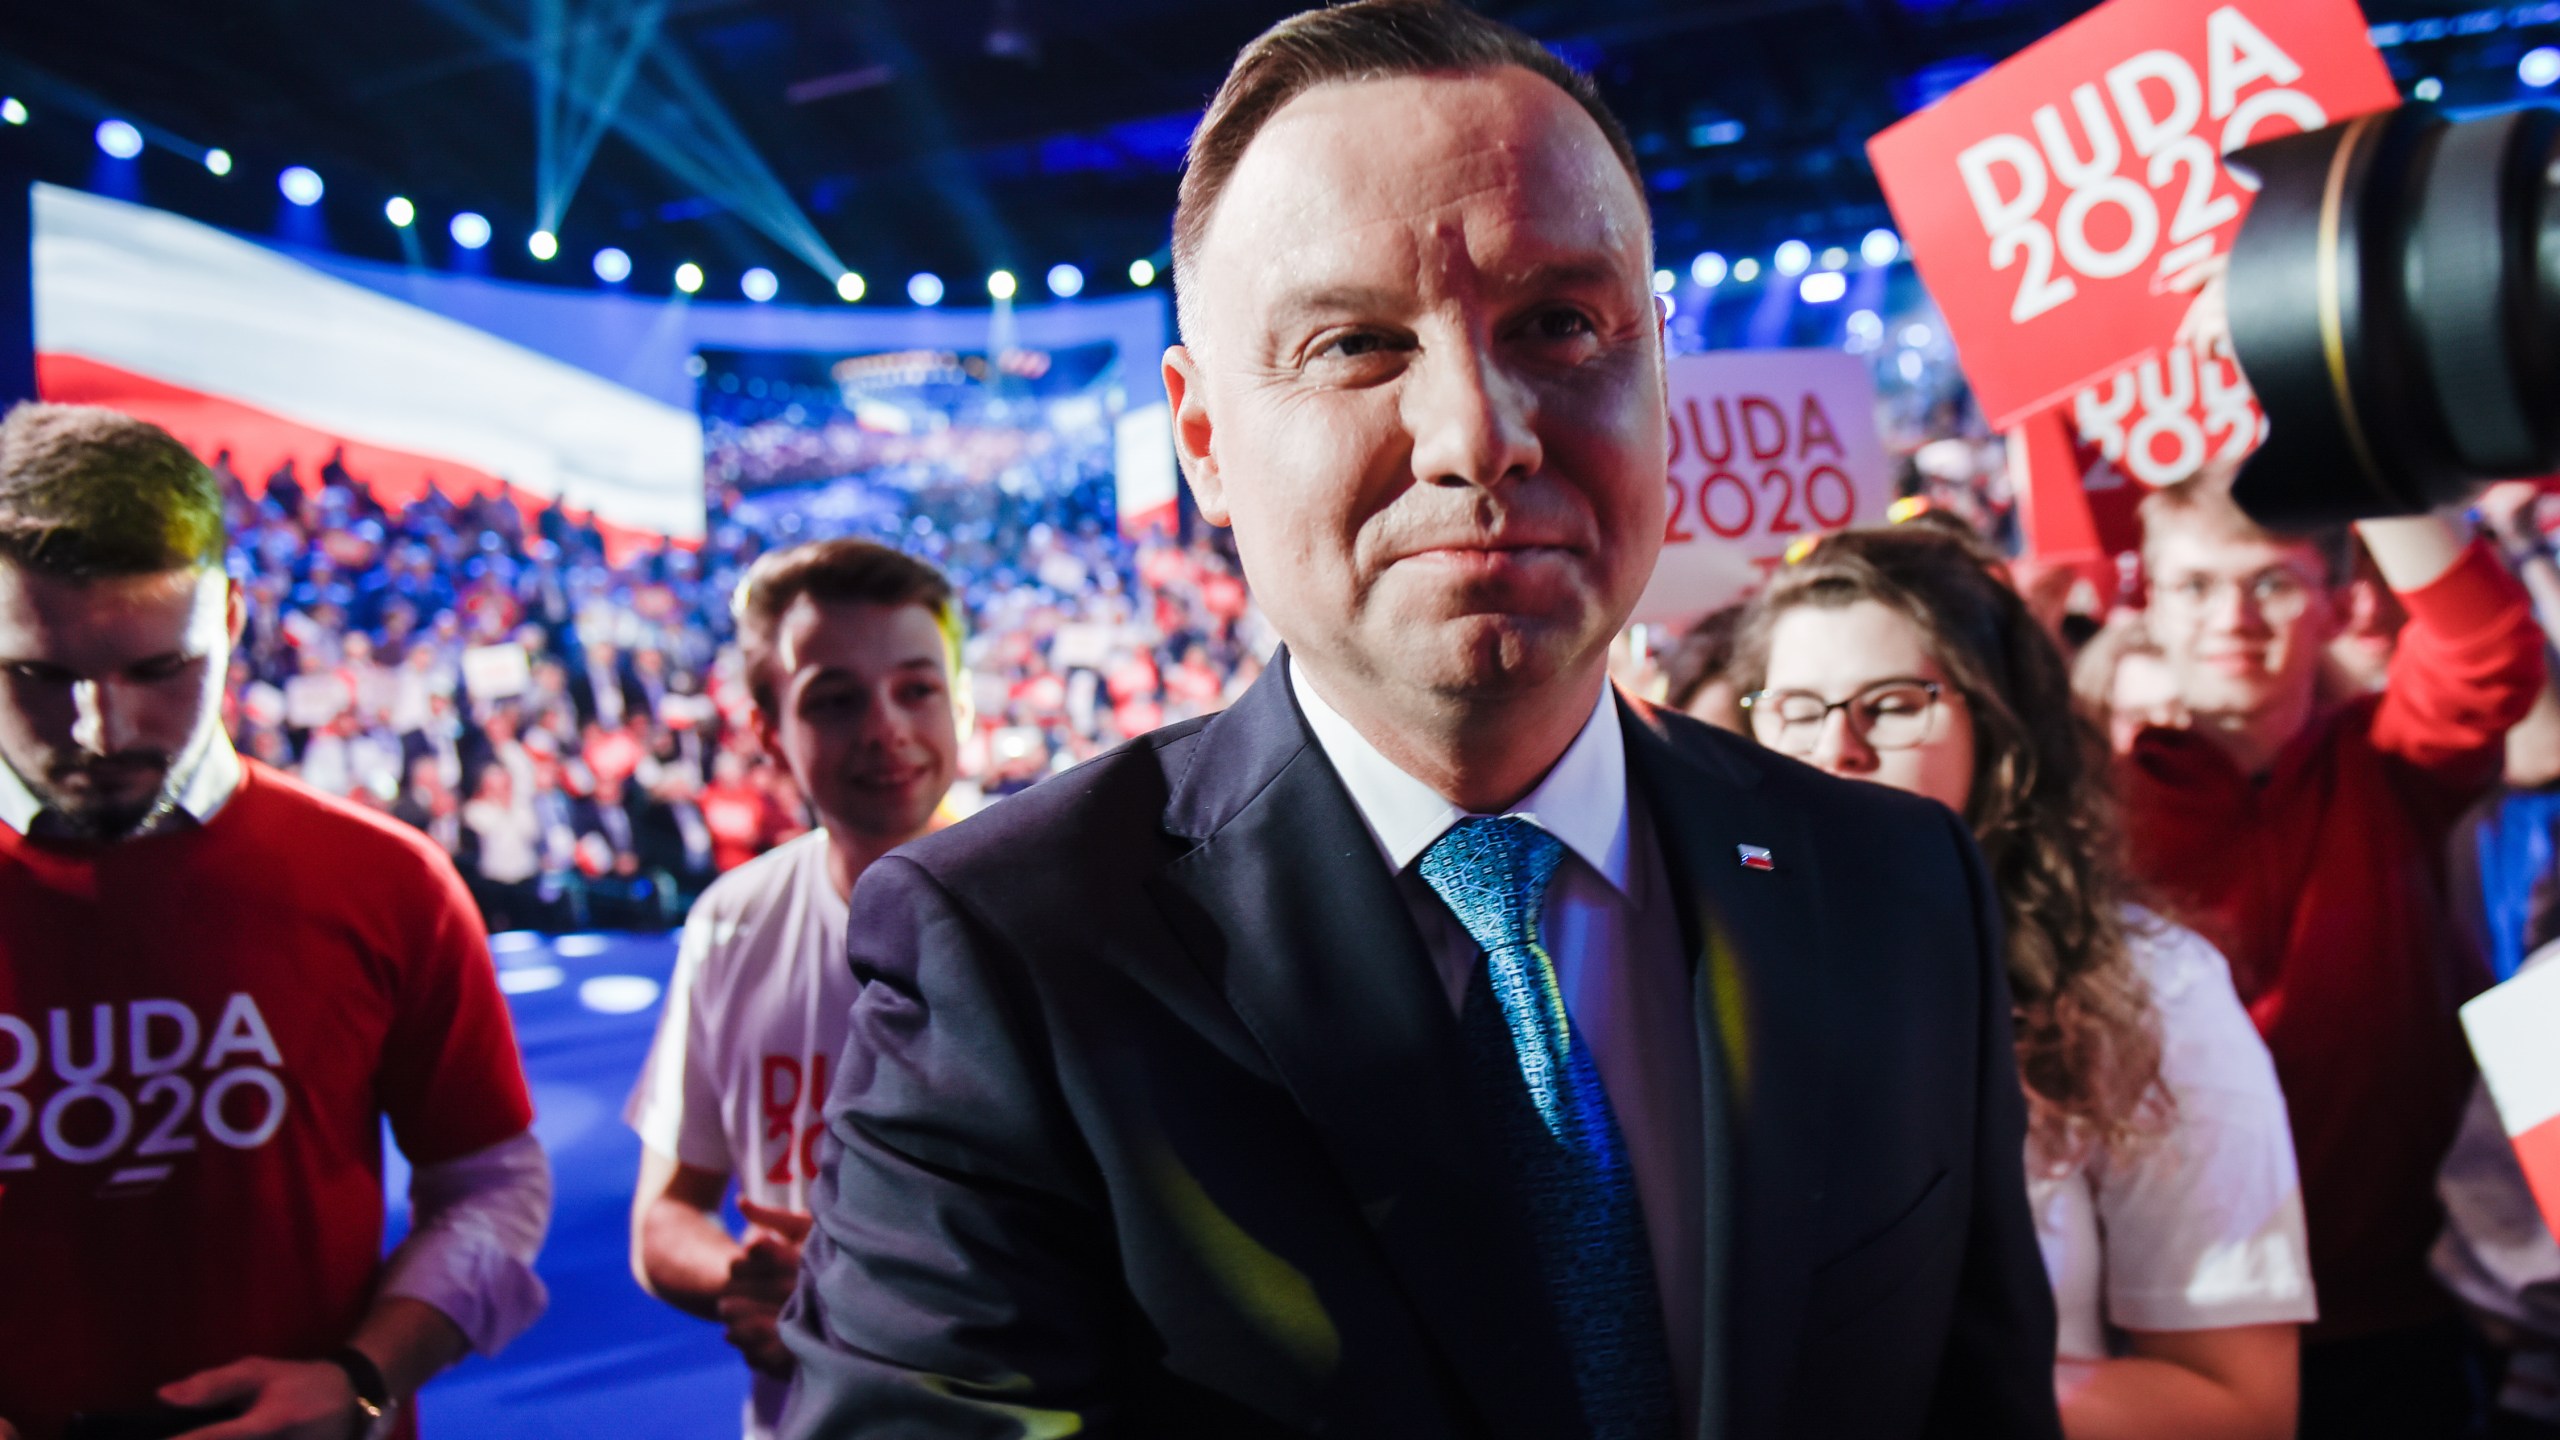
0 0 2538 305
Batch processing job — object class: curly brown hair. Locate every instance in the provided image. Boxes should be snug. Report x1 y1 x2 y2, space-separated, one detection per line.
1739 526 2165 1169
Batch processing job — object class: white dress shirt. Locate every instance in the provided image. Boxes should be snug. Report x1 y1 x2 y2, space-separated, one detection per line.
1291 664 1706 1429
0 736 551 1355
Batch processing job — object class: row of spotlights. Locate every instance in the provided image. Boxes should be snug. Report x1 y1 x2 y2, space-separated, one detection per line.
71 104 1165 305
1671 228 1904 295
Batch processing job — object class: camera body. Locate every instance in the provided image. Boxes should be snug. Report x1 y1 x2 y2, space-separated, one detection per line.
2223 103 2560 527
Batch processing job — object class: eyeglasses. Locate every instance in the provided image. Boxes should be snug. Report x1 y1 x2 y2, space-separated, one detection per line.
2151 566 2317 623
1741 679 1947 753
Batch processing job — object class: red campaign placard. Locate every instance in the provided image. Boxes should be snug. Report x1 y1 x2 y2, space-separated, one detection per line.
1868 0 2399 432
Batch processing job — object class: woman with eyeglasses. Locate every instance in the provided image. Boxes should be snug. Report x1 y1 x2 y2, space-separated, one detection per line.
1739 526 2314 1440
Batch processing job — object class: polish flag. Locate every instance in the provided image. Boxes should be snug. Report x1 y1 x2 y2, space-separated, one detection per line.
32 184 702 558
2461 959 2560 1238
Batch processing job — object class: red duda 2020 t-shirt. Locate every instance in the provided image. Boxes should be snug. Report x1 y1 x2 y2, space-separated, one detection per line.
2124 542 2544 1343
0 760 532 1438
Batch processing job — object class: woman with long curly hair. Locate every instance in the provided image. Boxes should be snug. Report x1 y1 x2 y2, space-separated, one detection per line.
1739 525 2313 1440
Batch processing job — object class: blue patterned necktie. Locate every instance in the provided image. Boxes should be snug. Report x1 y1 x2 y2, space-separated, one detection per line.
1419 816 1676 1440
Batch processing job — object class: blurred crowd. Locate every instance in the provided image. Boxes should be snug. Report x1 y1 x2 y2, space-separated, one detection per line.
213 445 1268 933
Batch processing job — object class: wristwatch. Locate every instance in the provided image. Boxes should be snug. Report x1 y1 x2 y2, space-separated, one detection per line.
326 1346 398 1440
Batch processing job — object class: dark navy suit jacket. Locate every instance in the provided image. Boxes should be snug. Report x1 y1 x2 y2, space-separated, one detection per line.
781 655 2062 1440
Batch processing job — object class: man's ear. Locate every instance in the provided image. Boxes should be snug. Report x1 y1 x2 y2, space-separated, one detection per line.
223 573 248 646
1162 345 1230 528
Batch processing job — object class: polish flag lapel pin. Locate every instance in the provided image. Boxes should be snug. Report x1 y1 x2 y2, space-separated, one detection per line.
1737 844 1776 872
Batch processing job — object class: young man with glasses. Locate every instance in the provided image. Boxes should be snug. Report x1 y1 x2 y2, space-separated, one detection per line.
2121 474 2545 1440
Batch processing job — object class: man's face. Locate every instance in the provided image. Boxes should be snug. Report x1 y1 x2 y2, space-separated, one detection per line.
0 565 241 838
1165 67 1665 711
2145 522 2340 721
754 598 959 846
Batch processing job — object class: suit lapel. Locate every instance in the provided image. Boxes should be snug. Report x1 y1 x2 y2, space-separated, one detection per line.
1620 702 1831 1440
1150 658 1584 1440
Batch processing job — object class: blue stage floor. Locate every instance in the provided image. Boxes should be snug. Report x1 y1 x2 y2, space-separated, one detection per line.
395 930 749 1437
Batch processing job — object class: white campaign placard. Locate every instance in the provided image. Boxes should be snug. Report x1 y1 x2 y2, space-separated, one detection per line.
1632 349 1894 625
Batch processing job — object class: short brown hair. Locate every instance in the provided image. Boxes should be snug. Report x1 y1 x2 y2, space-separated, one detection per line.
0 402 225 578
2140 474 2354 586
1172 0 1643 339
731 538 963 714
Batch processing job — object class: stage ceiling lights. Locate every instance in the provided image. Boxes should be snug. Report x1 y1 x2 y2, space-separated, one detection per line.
1861 228 1902 267
279 167 325 207
384 196 416 228
742 267 780 303
203 148 232 177
988 269 1018 301
1047 263 1084 299
1129 258 1157 287
1773 240 1812 277
2523 46 2560 88
1818 246 1849 272
2415 77 2445 101
1733 257 1762 283
1690 252 1727 288
837 272 866 302
450 211 493 250
95 119 143 160
593 247 631 284
0 99 26 127
674 262 704 294
1800 271 1848 304
908 272 945 306
1651 268 1676 295
528 229 559 261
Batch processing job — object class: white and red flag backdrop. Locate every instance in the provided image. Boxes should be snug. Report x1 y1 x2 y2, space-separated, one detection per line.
32 183 706 550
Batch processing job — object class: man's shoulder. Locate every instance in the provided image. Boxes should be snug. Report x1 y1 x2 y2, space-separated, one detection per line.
885 718 1213 894
233 760 461 881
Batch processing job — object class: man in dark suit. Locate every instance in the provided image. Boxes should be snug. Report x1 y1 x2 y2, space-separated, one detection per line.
781 3 2061 1436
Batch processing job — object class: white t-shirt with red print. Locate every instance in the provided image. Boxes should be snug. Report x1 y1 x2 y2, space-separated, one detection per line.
626 829 852 1438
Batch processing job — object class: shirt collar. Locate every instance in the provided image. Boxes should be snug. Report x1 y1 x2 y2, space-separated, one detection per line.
0 730 245 839
1290 659 1631 895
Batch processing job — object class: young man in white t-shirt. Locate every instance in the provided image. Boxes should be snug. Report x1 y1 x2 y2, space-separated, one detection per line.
625 538 964 1438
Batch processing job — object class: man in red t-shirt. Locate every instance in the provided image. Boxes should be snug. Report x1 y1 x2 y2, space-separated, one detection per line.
0 404 547 1440
2123 475 2544 1439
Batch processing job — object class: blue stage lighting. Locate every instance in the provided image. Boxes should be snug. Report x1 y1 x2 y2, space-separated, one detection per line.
450 212 492 250
1800 271 1848 304
1861 228 1902 267
1129 258 1157 287
2524 46 2560 88
96 120 143 160
836 272 865 302
743 267 779 303
988 270 1018 301
203 148 233 177
1690 252 1728 287
593 247 631 284
384 196 415 228
1047 263 1084 298
279 166 325 207
908 272 945 306
0 99 26 127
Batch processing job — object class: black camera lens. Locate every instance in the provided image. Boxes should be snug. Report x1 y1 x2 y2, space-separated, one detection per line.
2223 103 2560 528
